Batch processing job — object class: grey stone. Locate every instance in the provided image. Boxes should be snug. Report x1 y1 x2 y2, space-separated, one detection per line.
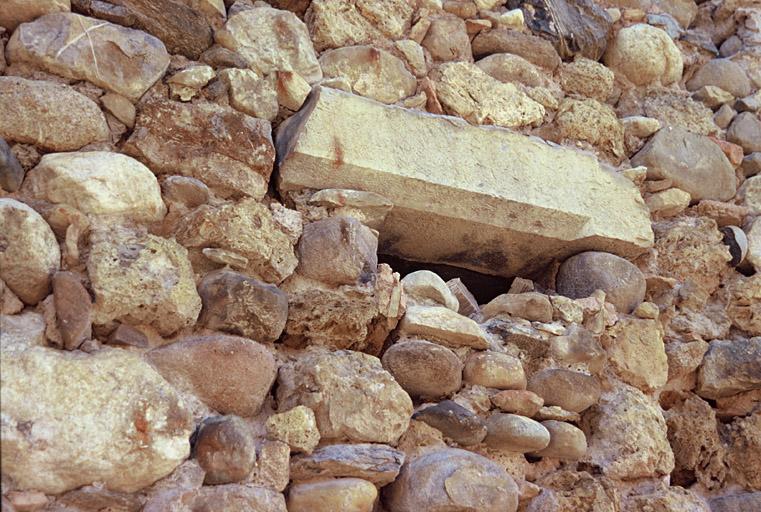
697 338 761 399
484 413 551 452
727 112 761 153
412 400 487 446
687 59 752 98
0 138 24 192
527 368 601 413
381 340 463 400
290 443 404 486
631 126 736 201
556 251 645 313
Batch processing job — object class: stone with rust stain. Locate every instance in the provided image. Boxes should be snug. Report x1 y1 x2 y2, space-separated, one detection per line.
276 86 652 278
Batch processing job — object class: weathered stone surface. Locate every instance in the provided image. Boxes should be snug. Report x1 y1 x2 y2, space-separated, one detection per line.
1 345 193 494
277 350 412 444
482 292 553 322
602 317 668 391
143 484 286 512
647 188 691 218
631 126 736 201
724 410 761 490
476 53 553 90
276 70 311 111
124 99 275 199
526 470 616 512
472 28 562 70
603 24 682 86
174 199 298 284
305 0 413 52
739 175 761 213
687 59 753 99
533 420 587 460
412 400 487 446
266 406 320 454
219 68 278 121
727 112 761 154
198 269 288 343
527 369 601 413
147 335 277 417
432 61 545 128
402 271 459 311
0 138 24 193
319 45 416 104
398 305 489 349
709 493 761 512
421 14 472 63
484 413 550 453
382 340 463 399
51 271 92 350
88 226 201 335
100 0 224 59
385 448 519 512
554 97 625 159
192 415 256 485
288 478 376 512
0 0 70 31
463 351 525 390
0 77 109 151
277 86 652 278
282 264 403 354
290 443 404 486
623 485 710 512
7 13 169 101
297 216 377 286
216 5 321 83
491 390 544 417
0 199 60 305
559 57 614 101
697 338 761 399
23 152 166 222
581 383 674 479
0 312 46 351
168 65 215 102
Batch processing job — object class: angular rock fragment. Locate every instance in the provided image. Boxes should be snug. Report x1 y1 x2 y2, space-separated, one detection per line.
289 443 404 486
1 345 194 494
727 112 761 154
382 340 463 399
124 99 275 199
0 199 60 305
52 271 92 350
632 126 736 201
7 13 170 101
0 77 109 151
22 152 166 222
687 59 752 99
147 335 277 417
192 415 256 484
398 305 490 349
288 478 377 512
219 68 278 121
697 338 761 399
433 61 545 128
266 406 320 454
198 269 288 342
216 5 322 83
421 14 472 63
385 448 519 512
482 292 553 322
602 317 668 391
277 86 653 278
87 226 201 335
277 350 412 444
581 383 674 479
319 45 416 104
174 199 298 284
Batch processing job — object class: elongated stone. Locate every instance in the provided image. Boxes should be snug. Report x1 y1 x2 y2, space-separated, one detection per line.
276 87 653 277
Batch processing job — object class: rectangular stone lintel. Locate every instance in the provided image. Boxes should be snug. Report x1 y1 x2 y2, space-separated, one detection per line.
276 86 653 278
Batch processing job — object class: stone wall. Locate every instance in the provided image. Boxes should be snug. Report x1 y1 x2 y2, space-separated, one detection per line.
1 0 760 511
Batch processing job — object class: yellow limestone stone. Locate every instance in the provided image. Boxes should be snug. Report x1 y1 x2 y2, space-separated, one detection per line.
277 87 653 277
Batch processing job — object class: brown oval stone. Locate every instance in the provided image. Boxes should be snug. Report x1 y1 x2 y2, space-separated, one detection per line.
527 368 601 413
192 415 256 485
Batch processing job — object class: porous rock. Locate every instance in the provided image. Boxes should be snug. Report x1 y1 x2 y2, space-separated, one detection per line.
0 198 60 305
384 448 519 512
7 13 170 101
602 317 668 391
1 345 194 494
0 77 109 152
266 405 320 454
276 350 413 444
147 334 277 417
288 478 377 512
87 225 201 335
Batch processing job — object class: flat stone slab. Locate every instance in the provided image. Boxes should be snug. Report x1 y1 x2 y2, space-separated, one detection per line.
276 87 653 277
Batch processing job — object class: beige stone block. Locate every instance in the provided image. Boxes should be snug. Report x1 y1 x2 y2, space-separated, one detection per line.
277 87 653 278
